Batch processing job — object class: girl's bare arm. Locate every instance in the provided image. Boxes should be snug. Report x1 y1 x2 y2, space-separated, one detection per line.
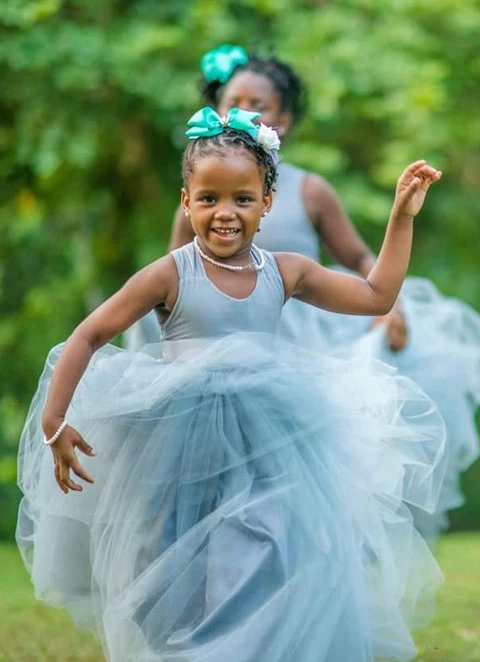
278 162 441 315
303 174 376 277
42 255 178 493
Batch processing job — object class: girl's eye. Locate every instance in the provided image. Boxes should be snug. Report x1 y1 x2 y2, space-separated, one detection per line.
200 195 216 203
237 196 253 204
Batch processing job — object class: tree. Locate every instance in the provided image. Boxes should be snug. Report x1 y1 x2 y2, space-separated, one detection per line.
1 0 479 537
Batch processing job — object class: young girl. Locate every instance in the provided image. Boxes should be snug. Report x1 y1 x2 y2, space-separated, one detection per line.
17 108 444 662
162 44 480 542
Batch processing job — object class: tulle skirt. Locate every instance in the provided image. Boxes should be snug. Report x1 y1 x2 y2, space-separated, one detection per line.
17 333 446 662
278 276 480 539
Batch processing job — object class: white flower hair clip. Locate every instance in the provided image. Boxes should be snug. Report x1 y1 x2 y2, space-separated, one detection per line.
257 124 281 151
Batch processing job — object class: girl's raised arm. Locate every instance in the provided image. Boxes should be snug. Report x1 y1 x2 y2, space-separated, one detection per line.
42 255 177 493
278 161 441 315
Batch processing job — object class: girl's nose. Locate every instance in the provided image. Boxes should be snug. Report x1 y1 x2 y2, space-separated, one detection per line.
214 205 236 220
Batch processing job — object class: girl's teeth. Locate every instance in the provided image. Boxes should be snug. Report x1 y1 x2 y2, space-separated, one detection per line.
214 229 238 236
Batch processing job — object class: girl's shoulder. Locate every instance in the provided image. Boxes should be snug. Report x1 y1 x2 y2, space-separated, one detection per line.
130 252 179 298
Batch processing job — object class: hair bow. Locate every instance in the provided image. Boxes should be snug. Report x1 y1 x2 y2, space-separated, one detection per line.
185 107 261 140
200 44 249 84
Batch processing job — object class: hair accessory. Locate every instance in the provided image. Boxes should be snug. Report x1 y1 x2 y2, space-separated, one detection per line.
185 107 281 152
257 124 281 151
186 107 260 140
44 420 67 446
200 44 249 84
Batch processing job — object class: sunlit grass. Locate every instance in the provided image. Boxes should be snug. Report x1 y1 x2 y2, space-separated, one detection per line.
415 532 480 662
1 534 479 661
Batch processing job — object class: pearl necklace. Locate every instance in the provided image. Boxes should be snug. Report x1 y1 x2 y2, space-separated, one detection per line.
194 236 265 272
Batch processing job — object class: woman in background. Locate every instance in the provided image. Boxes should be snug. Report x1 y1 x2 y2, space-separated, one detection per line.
163 45 480 541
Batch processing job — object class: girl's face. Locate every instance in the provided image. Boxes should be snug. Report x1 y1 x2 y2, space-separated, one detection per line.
218 71 292 137
181 150 272 260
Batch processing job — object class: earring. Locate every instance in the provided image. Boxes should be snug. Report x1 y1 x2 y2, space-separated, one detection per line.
183 208 190 217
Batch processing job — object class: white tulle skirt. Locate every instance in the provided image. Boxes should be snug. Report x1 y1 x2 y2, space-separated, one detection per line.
17 333 446 661
278 276 480 539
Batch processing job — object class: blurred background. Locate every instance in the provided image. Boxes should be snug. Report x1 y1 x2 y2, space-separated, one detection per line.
1 0 480 543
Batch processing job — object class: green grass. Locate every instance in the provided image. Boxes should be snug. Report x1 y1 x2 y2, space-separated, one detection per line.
0 544 102 661
1 534 479 661
415 533 480 662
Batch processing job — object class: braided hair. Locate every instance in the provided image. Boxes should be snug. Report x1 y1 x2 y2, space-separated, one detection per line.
182 128 277 195
200 54 308 127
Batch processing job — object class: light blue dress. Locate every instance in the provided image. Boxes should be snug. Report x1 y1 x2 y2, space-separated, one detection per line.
17 242 446 661
124 306 160 350
255 162 480 539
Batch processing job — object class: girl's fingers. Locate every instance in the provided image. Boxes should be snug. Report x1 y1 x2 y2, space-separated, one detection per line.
54 464 68 494
71 458 94 484
404 177 421 194
406 160 427 173
76 437 96 457
417 165 442 179
65 477 83 492
400 162 441 187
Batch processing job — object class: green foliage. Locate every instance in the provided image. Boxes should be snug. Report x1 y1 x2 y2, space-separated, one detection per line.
1 0 480 537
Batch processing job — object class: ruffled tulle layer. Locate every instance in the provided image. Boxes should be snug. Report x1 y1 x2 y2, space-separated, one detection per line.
279 276 480 538
17 333 446 661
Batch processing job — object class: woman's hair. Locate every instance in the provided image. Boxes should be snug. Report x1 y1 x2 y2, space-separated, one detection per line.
200 54 308 127
182 128 278 195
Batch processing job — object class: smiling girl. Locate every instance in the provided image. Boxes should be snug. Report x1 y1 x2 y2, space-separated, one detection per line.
17 108 444 662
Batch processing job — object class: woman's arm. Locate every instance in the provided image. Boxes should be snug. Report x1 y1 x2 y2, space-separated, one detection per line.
304 172 408 350
169 206 195 251
303 174 376 277
43 255 178 493
279 162 441 315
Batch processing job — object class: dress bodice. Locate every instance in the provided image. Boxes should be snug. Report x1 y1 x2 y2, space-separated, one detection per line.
254 162 321 261
161 242 285 343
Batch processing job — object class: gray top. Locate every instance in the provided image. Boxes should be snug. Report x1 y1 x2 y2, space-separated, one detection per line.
161 241 285 343
125 162 318 351
255 162 320 261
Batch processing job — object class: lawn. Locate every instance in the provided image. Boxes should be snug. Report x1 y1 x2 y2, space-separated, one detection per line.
1 534 479 661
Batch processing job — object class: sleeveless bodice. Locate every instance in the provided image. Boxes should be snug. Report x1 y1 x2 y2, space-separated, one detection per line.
160 242 285 343
255 162 321 260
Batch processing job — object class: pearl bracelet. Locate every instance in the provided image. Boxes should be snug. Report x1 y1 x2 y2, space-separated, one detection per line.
43 420 67 446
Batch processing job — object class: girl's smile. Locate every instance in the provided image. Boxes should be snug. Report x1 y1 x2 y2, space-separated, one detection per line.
181 152 272 261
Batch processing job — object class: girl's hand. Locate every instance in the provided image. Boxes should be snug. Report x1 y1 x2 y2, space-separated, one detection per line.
48 424 96 494
393 161 442 219
370 303 408 352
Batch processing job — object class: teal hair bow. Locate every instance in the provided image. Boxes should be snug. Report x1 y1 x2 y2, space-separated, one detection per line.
185 107 261 140
200 44 249 84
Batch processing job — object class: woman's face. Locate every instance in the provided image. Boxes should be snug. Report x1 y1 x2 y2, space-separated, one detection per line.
217 71 292 137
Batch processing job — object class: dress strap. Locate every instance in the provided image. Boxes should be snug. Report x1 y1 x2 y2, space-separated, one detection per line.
170 242 198 279
261 250 287 305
